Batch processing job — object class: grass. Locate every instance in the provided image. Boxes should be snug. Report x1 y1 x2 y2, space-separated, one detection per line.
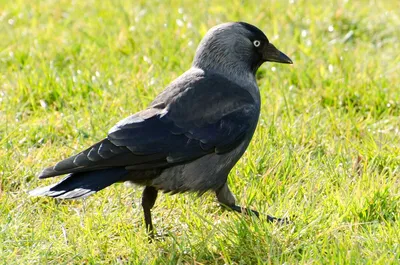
1 0 400 263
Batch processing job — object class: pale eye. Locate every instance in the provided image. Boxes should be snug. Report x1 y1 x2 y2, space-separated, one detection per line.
253 40 261 47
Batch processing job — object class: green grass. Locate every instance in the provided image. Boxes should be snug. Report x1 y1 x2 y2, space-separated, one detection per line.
1 0 400 263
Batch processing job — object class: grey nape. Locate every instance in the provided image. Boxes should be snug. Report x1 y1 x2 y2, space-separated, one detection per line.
30 21 293 237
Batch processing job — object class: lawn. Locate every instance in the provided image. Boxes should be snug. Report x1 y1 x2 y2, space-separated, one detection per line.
1 0 400 264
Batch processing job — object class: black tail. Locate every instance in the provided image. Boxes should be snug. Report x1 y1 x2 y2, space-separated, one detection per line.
29 168 128 199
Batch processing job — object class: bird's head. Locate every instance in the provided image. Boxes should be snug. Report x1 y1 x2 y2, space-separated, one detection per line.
193 22 292 76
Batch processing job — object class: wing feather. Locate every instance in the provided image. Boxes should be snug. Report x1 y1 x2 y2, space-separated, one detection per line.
39 70 259 179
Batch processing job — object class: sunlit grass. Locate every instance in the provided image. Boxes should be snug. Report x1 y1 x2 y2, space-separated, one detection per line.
1 0 400 264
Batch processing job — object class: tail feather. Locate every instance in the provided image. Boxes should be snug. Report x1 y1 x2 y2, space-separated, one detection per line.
30 168 128 199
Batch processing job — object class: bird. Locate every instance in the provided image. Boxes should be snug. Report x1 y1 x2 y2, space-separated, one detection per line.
30 22 293 237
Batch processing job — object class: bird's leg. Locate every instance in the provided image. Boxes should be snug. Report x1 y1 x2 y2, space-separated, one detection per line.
141 186 158 239
216 182 286 223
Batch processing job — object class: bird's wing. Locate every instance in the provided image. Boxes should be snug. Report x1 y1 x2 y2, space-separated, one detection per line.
39 71 259 178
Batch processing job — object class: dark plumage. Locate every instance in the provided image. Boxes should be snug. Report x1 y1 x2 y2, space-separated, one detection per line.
30 22 292 236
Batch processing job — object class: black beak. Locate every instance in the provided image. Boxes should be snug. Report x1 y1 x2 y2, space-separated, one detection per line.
263 43 293 64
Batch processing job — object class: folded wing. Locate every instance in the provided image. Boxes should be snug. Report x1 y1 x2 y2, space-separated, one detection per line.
39 71 259 179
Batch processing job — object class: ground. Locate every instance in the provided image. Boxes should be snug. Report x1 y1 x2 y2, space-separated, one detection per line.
1 0 400 264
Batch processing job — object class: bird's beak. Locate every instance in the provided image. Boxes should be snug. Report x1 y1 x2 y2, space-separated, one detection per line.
262 43 293 64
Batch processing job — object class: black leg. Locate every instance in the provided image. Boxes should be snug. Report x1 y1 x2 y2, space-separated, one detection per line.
216 183 288 224
141 186 158 239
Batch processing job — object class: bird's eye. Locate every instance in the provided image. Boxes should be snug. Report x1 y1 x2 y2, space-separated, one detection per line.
253 40 261 47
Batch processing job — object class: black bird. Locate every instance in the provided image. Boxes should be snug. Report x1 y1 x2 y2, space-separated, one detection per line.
30 22 292 236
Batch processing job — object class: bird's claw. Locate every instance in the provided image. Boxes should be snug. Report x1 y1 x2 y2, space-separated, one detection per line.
229 205 290 224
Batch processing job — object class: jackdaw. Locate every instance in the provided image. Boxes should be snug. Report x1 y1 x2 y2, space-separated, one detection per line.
30 22 293 235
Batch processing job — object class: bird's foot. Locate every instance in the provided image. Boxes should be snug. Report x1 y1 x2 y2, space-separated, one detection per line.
147 230 171 243
266 215 290 224
228 205 290 224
